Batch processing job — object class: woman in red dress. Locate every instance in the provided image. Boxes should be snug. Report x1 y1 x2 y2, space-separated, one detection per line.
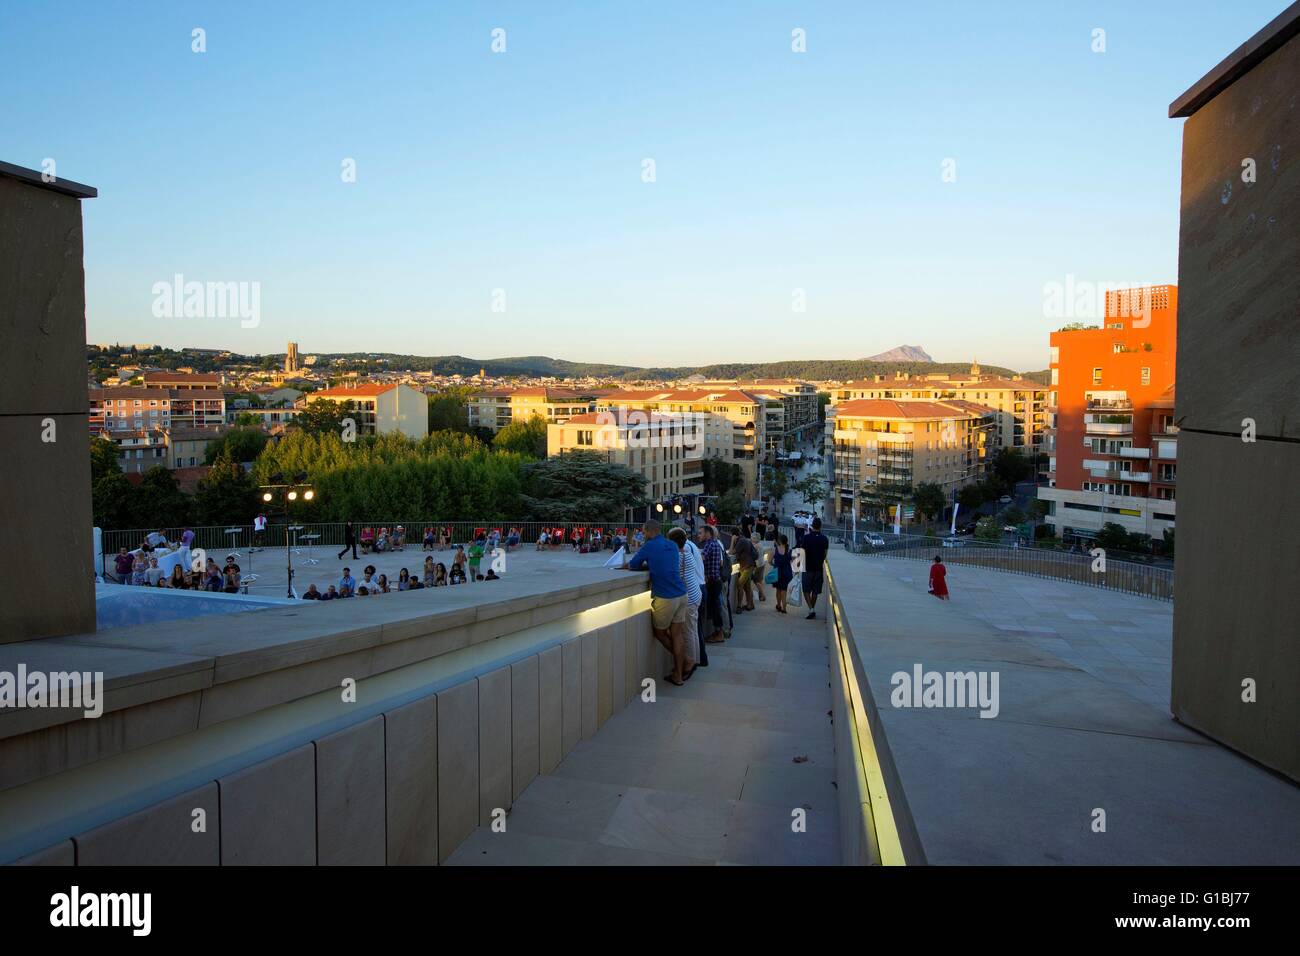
928 555 950 600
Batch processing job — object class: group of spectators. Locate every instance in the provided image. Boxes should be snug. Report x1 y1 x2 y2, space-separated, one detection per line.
109 540 246 594
302 552 503 600
622 512 830 686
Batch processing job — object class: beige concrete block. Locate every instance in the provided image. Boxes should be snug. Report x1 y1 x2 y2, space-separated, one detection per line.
436 680 478 862
510 656 540 800
1175 31 1300 438
580 630 598 740
384 694 439 865
219 744 316 865
1172 430 1300 781
623 619 638 709
610 618 627 714
597 625 614 727
478 666 512 825
0 416 93 641
13 840 75 865
76 783 219 865
560 637 582 757
0 176 90 417
537 645 563 774
315 716 386 865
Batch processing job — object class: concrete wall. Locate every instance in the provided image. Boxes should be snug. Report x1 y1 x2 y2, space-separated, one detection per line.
4 607 657 865
0 173 96 641
1171 27 1300 781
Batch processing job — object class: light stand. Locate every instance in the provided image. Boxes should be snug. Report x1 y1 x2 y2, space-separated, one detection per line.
259 472 316 600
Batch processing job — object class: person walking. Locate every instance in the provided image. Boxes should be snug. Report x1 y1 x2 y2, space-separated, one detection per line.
928 555 950 600
338 521 358 560
623 520 689 686
731 530 758 612
800 516 830 620
772 533 793 613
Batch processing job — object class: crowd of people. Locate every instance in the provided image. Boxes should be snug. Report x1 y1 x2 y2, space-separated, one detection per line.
107 536 248 593
621 511 831 686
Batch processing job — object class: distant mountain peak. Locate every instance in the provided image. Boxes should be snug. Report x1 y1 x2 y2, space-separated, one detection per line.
865 345 933 363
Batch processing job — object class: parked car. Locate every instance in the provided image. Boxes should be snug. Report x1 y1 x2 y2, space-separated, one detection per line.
941 536 966 548
865 533 886 547
1003 525 1019 534
999 495 1012 504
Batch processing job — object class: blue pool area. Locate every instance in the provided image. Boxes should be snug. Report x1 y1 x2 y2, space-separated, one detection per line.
94 584 299 630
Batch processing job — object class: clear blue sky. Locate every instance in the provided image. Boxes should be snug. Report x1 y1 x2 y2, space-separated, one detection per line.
2 1 1283 370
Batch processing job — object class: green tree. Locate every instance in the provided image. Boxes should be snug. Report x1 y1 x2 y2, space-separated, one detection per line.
913 482 946 522
791 474 826 508
714 486 745 525
975 515 1001 541
1161 527 1175 558
1095 522 1129 552
205 427 270 465
956 483 985 513
493 415 548 459
92 471 136 529
90 435 121 483
1029 499 1051 522
766 466 789 504
1004 505 1027 526
427 387 473 432
193 455 260 525
519 450 645 522
133 467 192 528
295 400 352 436
992 448 1033 490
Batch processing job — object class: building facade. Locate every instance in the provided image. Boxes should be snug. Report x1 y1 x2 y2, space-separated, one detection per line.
547 411 705 504
466 387 599 433
305 382 429 439
595 389 765 499
1037 285 1178 542
90 386 227 432
829 364 1047 455
825 399 994 525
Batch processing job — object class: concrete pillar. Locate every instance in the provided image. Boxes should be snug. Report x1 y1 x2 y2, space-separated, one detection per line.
0 163 98 642
1168 10 1300 781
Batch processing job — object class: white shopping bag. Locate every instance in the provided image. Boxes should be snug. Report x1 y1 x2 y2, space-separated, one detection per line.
787 572 804 607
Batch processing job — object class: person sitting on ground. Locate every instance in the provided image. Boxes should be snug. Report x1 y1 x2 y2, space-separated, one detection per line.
130 554 148 586
423 556 436 588
484 568 500 581
146 556 164 588
303 583 321 599
224 555 241 578
423 527 435 551
398 568 411 591
321 584 338 601
168 564 189 590
433 563 448 587
376 574 390 594
409 577 424 589
452 545 467 579
360 566 382 593
338 568 357 598
357 586 370 597
222 567 240 593
204 560 224 592
449 563 466 585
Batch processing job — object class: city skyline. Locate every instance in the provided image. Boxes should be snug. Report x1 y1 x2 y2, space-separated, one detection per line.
4 0 1280 368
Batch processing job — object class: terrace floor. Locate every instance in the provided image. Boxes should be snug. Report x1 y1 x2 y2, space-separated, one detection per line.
833 551 1300 865
446 589 841 866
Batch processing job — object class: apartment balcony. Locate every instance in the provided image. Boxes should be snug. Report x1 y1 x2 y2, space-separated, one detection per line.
1084 420 1133 436
1087 398 1133 411
1118 447 1151 459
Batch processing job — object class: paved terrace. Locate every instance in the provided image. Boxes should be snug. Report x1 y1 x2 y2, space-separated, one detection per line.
447 594 839 866
832 550 1300 865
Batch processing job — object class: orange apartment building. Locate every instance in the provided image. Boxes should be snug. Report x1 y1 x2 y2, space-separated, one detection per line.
1039 285 1178 543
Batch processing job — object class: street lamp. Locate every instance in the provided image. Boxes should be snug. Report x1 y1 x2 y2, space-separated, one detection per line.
258 472 316 599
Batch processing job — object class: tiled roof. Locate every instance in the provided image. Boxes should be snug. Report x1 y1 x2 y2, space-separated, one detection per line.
833 399 990 420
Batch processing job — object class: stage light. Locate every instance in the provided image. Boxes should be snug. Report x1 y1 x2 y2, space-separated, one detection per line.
303 489 314 501
262 492 273 502
287 490 298 501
